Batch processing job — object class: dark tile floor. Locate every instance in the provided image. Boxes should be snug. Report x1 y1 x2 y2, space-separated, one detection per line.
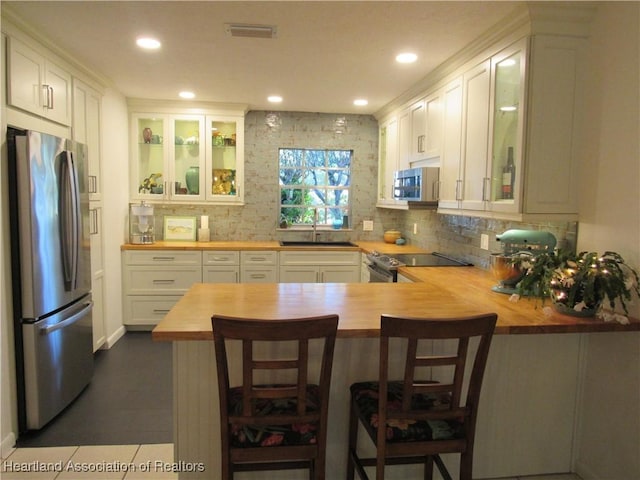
16 332 173 447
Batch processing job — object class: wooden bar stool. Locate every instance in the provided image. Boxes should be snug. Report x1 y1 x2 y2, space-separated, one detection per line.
212 313 339 480
347 313 497 480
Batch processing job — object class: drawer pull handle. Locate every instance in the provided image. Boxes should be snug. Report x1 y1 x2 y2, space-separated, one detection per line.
212 256 230 262
153 309 171 314
250 257 267 261
250 274 267 279
153 256 176 261
153 279 175 284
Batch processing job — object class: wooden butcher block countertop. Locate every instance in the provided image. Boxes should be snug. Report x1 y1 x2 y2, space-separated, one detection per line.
152 270 639 341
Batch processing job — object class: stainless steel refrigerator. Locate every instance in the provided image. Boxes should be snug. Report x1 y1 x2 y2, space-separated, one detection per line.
7 127 93 432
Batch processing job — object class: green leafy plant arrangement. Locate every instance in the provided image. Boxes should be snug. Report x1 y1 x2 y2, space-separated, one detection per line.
513 250 640 316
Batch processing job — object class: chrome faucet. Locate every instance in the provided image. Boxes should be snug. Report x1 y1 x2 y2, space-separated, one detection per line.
312 208 320 242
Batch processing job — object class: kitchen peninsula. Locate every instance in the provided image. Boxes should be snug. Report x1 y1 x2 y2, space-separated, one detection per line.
151 256 638 479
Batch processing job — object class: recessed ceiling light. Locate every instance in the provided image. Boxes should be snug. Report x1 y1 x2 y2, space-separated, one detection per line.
136 37 161 50
353 99 368 106
268 95 283 103
179 91 195 99
396 52 417 64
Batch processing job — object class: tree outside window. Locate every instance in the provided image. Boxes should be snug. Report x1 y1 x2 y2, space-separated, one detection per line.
279 148 351 227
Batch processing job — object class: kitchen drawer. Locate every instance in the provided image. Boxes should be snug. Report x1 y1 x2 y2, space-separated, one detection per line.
241 266 278 283
124 250 202 266
240 251 278 266
203 266 239 283
123 266 202 294
203 251 240 266
123 295 182 326
279 251 360 266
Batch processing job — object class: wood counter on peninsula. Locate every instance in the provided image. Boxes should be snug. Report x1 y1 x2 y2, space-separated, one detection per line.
153 269 639 341
152 271 638 479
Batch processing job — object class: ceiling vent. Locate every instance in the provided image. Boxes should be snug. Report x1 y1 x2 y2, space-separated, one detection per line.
225 24 277 39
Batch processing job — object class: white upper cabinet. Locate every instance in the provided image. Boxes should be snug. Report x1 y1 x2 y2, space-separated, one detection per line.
486 39 527 215
438 76 464 210
378 21 586 221
129 104 245 204
73 79 103 200
423 91 443 161
459 59 492 212
204 115 245 203
7 36 72 126
521 35 584 215
377 117 398 206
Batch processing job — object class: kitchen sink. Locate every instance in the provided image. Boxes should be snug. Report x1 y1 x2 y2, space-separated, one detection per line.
279 241 359 247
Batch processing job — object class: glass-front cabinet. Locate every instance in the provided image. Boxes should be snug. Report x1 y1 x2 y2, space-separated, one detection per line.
488 38 526 214
173 116 205 200
130 106 245 204
134 114 168 197
204 116 244 202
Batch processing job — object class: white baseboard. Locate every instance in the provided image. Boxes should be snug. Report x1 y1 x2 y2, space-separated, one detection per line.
1 432 16 459
102 325 126 349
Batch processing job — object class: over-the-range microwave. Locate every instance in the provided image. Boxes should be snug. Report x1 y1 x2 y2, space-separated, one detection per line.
393 167 439 203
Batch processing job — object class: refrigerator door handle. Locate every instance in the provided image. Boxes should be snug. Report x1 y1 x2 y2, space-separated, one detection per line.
39 302 93 335
59 151 81 291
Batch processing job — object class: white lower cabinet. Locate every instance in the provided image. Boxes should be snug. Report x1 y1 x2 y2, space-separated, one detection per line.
203 251 240 283
240 251 278 283
279 251 360 283
124 295 183 327
122 250 202 327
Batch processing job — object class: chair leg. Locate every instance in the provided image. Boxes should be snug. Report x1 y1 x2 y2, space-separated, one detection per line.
424 456 434 480
459 451 473 480
347 399 359 480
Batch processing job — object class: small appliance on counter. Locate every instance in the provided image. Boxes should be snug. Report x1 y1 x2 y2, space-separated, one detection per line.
129 201 155 244
490 229 557 294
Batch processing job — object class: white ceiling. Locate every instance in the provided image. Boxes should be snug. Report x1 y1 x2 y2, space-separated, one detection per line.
3 1 522 115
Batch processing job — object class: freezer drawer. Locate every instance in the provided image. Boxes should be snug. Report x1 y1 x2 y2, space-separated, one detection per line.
22 297 93 429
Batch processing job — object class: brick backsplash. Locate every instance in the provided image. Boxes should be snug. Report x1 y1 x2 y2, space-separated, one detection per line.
148 110 577 270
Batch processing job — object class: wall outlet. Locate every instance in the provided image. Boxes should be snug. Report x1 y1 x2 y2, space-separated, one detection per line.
413 223 418 235
481 234 489 250
363 220 374 231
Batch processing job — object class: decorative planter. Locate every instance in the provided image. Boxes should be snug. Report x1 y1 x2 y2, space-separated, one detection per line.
552 301 600 318
185 166 199 194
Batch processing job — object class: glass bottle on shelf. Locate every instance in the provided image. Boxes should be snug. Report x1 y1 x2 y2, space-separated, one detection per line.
491 49 522 203
501 146 515 199
137 116 165 196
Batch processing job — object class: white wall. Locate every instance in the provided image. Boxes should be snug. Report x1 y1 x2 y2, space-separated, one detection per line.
575 3 640 479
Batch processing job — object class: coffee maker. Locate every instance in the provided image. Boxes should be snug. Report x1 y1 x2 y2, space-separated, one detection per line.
129 201 155 244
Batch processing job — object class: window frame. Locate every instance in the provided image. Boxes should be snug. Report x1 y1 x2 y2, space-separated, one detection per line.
279 148 352 228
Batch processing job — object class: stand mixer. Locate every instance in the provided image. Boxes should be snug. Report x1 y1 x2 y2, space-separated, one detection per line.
490 229 557 294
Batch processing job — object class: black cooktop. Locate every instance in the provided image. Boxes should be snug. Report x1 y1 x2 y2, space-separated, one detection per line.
394 252 473 267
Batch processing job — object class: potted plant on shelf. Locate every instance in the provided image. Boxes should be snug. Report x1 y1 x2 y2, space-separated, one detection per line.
513 250 640 320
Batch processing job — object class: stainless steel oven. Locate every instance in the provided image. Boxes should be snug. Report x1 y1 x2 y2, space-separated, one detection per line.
366 251 472 283
367 264 395 282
